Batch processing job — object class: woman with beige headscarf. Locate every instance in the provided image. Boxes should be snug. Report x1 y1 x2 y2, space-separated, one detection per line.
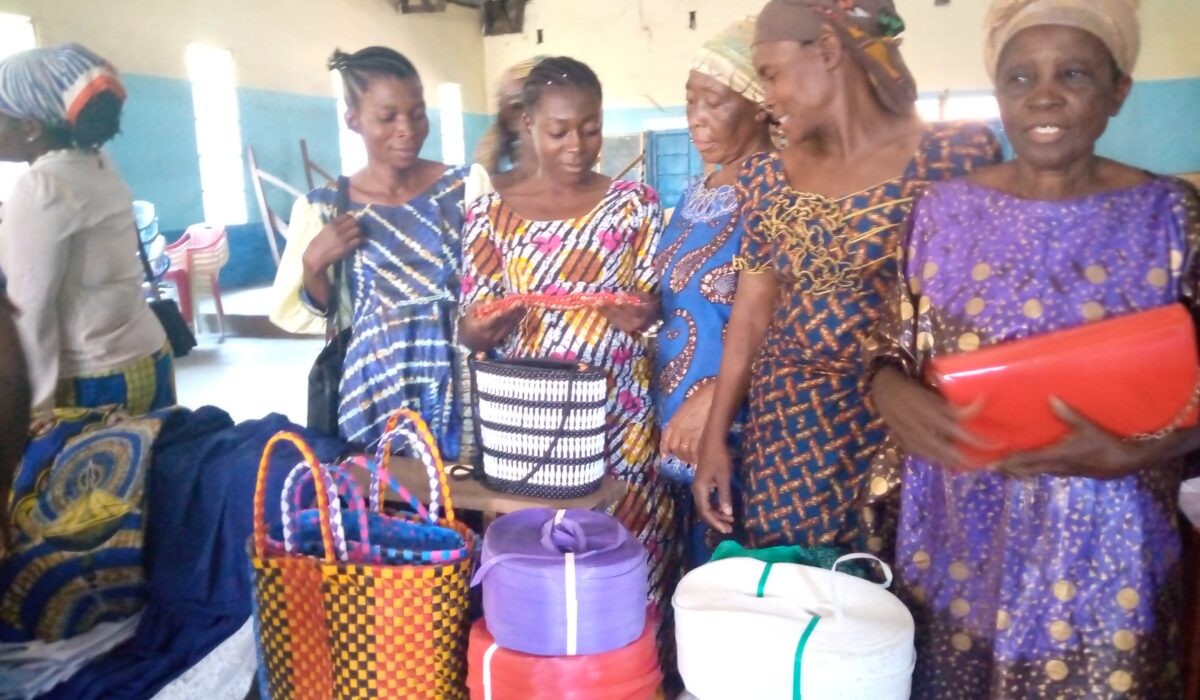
869 1 1196 697
692 0 1000 550
652 17 773 565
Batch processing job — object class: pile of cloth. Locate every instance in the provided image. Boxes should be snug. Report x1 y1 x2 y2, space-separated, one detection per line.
0 406 345 699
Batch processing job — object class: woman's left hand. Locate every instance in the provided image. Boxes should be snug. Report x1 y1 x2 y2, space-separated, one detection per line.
996 397 1153 480
599 291 660 335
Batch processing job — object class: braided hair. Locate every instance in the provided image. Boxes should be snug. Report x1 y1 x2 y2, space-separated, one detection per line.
521 56 602 111
328 47 420 110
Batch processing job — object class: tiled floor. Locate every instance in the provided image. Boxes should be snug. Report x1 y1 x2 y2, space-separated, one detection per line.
174 335 323 425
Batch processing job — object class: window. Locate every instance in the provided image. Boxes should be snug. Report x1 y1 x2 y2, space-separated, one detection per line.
917 93 1000 123
0 13 36 199
186 43 247 224
437 83 465 166
331 70 366 175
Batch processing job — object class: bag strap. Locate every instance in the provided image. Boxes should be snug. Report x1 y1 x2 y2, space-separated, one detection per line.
326 175 351 340
515 367 580 488
133 224 163 302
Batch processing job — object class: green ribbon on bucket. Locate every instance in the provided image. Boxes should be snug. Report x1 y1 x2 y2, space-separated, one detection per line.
751 556 823 700
793 615 821 699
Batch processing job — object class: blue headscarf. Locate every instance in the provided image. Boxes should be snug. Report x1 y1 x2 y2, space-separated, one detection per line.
0 43 125 127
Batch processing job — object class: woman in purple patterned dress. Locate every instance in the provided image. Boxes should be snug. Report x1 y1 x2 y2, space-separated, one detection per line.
869 1 1200 697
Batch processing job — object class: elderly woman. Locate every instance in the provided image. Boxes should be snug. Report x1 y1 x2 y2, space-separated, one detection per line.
869 1 1197 696
693 0 1000 548
0 44 172 414
653 17 772 564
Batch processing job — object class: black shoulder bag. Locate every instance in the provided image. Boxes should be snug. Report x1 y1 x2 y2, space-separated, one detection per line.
306 176 352 435
135 228 197 358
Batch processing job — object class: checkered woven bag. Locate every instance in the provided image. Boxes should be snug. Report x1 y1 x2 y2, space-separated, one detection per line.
250 414 476 700
470 357 608 499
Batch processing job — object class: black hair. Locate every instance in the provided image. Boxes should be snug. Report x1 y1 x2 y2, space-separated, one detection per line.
521 56 602 111
328 47 421 110
71 90 123 149
39 89 123 151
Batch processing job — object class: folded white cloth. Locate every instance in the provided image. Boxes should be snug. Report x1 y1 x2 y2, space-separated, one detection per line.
0 614 141 700
152 616 256 700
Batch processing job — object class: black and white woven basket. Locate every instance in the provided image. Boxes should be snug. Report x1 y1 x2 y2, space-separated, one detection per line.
470 357 608 499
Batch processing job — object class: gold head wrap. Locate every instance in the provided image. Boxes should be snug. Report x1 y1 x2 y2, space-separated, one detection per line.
984 0 1141 81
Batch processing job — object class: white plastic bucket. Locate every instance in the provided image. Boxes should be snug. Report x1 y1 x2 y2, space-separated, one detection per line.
674 554 915 700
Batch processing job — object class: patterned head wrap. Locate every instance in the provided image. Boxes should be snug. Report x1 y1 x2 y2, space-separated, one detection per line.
691 16 764 105
754 0 916 115
0 43 125 128
984 0 1141 81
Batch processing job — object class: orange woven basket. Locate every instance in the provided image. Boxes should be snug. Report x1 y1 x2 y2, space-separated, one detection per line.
250 410 476 699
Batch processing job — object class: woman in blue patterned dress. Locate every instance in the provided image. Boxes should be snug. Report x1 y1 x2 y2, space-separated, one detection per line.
654 17 772 565
271 47 467 454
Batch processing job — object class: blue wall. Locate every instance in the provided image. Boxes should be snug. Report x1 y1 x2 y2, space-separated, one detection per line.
107 74 206 231
1098 78 1200 175
108 72 489 234
105 73 490 290
239 86 342 220
106 73 1198 291
614 78 1200 209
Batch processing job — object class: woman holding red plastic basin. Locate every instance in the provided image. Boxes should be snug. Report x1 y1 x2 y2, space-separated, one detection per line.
868 0 1200 696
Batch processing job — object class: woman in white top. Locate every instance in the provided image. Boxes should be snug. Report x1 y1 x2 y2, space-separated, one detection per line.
0 44 171 414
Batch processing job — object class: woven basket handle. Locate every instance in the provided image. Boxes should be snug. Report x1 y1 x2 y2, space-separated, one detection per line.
342 454 430 520
375 409 456 524
280 460 367 559
254 431 337 562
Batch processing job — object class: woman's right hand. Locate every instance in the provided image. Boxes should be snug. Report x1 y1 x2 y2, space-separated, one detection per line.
301 213 365 275
459 301 526 352
693 436 736 534
871 365 984 469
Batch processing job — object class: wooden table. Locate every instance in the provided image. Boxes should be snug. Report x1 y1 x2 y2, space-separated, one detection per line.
374 457 628 518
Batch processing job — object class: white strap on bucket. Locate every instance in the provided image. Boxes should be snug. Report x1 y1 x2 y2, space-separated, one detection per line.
557 509 580 655
828 553 893 622
483 642 499 700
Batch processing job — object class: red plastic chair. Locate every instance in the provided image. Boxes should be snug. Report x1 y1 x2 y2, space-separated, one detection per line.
164 224 230 339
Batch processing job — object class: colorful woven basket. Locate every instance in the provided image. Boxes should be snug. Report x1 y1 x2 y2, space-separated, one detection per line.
250 409 475 700
470 357 608 499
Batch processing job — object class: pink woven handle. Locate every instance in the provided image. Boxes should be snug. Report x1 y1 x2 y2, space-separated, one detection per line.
376 409 456 524
341 454 429 520
280 460 369 559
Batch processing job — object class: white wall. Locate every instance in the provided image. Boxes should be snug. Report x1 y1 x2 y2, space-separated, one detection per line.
482 0 1200 108
0 0 490 110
